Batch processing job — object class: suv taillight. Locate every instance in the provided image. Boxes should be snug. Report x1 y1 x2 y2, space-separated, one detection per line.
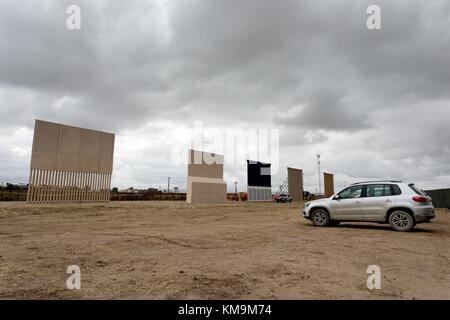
412 195 428 203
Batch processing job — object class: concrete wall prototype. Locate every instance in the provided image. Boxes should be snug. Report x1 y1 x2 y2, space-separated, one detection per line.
247 160 272 201
287 167 303 201
187 149 227 203
27 119 115 203
324 173 334 197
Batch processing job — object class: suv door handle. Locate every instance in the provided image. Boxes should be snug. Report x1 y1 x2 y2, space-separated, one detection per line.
385 199 392 203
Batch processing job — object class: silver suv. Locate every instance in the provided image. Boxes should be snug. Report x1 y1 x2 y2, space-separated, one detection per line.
303 181 435 232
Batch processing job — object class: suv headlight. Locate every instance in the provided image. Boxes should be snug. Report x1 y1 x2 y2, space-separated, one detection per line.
304 203 311 208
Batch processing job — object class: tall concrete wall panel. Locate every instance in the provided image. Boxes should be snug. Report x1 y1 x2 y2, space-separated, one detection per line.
30 120 114 173
187 150 227 203
27 120 115 203
287 167 303 201
324 172 334 197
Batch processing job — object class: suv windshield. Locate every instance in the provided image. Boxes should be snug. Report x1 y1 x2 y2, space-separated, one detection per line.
408 183 426 196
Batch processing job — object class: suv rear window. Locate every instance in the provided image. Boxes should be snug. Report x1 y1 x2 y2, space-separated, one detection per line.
391 184 401 195
409 184 426 196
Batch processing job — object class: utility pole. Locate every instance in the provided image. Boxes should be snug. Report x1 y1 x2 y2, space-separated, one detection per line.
167 177 171 193
234 181 238 195
316 154 321 196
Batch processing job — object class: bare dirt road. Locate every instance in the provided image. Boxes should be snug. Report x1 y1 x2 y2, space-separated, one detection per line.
0 201 449 299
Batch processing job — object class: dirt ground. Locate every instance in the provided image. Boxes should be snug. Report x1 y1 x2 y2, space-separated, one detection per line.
0 201 449 300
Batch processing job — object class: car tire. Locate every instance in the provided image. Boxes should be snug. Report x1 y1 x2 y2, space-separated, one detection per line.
389 210 415 232
311 209 330 227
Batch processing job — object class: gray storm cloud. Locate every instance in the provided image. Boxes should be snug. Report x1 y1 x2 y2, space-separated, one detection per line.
0 0 449 191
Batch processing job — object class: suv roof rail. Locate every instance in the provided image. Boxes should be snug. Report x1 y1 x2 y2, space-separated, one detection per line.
351 180 402 185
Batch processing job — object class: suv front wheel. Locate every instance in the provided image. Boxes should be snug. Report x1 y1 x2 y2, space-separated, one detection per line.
389 210 415 232
311 209 330 227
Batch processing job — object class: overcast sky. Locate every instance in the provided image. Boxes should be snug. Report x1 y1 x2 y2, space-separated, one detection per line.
0 0 449 192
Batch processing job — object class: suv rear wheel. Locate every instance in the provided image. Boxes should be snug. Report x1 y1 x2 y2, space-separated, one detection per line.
311 209 330 227
389 210 414 232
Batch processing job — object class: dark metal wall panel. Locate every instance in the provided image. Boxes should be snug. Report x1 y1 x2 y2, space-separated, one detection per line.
425 189 450 208
247 160 271 187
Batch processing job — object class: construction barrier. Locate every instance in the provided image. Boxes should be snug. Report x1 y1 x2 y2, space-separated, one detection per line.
0 191 187 202
110 192 186 201
0 191 27 201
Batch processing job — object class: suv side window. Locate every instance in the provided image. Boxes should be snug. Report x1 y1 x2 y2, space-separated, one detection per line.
384 184 393 196
338 185 363 199
365 184 400 197
366 184 384 197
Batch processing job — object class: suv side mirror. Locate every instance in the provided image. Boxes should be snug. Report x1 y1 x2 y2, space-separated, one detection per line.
333 195 340 200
